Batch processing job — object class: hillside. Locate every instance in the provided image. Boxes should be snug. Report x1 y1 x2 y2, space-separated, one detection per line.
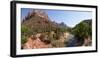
65 19 92 47
21 10 70 49
21 10 69 34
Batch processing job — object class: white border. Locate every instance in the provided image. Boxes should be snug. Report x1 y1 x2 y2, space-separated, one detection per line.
16 3 96 55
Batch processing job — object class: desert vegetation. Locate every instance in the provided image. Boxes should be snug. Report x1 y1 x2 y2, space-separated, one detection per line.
21 10 92 49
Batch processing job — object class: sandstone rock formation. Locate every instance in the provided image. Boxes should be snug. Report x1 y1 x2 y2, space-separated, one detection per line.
23 34 52 49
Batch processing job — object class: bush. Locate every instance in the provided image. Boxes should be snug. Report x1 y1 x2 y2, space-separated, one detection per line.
21 25 31 44
21 25 33 36
21 35 27 44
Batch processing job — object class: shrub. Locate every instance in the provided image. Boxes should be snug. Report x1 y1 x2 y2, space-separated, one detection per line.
21 35 27 44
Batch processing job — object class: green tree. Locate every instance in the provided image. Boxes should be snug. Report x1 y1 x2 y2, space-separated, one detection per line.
72 22 92 39
21 25 32 44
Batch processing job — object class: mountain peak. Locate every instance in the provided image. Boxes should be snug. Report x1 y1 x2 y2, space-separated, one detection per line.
33 10 49 19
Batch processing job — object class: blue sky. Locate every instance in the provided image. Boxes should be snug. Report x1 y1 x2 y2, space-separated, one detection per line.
21 8 92 27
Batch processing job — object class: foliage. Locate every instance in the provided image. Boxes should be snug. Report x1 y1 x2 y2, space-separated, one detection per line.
21 10 92 47
72 21 92 39
21 25 31 44
21 35 27 44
